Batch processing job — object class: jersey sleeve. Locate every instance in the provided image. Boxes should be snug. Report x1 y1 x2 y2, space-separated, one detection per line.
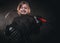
37 17 47 23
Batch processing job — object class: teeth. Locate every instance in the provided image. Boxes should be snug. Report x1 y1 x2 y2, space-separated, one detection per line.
21 10 26 12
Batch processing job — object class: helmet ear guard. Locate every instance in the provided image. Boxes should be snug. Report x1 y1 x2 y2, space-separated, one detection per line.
5 25 21 41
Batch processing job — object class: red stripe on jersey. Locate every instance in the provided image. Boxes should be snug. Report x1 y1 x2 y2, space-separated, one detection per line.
38 18 47 23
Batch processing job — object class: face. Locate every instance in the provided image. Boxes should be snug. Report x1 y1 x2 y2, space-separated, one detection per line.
19 4 29 15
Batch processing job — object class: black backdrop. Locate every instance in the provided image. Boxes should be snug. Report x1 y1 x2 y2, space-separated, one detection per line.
0 0 56 43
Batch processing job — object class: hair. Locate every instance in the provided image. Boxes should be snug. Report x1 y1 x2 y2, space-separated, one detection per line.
17 1 31 15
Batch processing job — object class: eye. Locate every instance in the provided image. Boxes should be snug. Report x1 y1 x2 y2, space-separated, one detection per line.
24 7 27 9
20 7 27 9
20 7 23 9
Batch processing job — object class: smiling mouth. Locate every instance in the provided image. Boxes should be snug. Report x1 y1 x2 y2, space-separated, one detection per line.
21 10 26 13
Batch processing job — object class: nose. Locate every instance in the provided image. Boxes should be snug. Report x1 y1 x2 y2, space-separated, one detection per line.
22 7 25 10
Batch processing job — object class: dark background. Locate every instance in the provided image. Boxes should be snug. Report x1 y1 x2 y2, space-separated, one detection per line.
0 0 56 43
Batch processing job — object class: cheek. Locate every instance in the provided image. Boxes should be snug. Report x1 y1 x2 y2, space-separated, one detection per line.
19 9 23 12
20 9 22 11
